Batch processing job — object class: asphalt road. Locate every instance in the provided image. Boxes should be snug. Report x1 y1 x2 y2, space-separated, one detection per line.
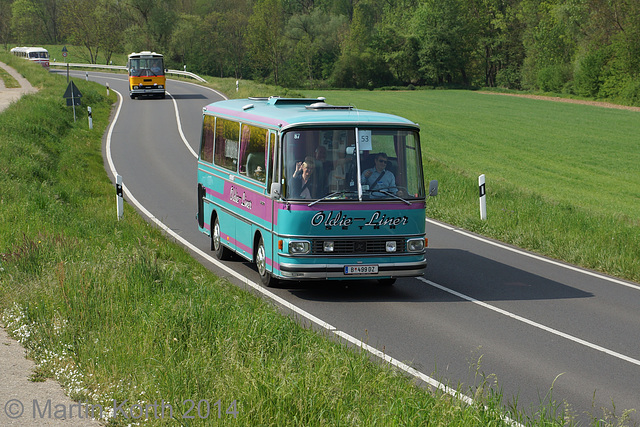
57 69 640 424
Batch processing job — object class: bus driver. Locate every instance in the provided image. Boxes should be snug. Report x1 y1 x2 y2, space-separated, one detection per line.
362 152 397 195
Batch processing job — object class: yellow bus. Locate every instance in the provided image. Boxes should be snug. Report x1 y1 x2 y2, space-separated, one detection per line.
127 51 166 99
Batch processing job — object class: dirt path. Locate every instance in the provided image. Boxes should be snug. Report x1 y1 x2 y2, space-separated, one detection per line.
478 90 640 112
0 61 39 111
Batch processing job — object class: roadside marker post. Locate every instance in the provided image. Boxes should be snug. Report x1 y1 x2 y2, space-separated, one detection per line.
116 174 123 220
479 174 487 220
87 106 93 129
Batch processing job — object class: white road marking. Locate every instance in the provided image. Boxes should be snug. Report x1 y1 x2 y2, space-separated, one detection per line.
427 218 640 292
166 83 227 160
166 91 197 159
419 277 640 367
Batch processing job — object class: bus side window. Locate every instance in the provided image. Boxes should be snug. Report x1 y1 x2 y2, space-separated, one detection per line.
240 124 267 183
214 118 239 172
200 115 214 163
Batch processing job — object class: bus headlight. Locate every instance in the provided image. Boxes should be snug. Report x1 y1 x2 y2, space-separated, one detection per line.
386 241 397 252
289 241 310 254
407 238 425 252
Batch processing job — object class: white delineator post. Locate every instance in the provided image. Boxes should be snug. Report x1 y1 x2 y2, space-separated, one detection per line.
116 174 123 220
479 174 487 220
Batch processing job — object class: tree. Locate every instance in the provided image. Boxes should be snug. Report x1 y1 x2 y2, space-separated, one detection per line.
220 4 251 79
94 0 128 65
247 0 286 85
372 0 421 85
125 0 177 52
0 0 12 49
412 0 476 86
11 0 63 44
285 9 346 86
519 0 576 90
59 0 126 64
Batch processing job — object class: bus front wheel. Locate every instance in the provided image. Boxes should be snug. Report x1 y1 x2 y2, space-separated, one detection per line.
211 216 231 260
256 236 278 287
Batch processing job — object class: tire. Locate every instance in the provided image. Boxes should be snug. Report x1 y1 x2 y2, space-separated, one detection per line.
256 236 278 287
211 216 231 260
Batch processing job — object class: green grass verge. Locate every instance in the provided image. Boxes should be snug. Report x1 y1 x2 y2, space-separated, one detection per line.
0 53 571 426
0 64 20 88
304 90 640 284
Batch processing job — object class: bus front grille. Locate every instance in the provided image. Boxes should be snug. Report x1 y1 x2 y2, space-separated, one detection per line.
312 239 406 255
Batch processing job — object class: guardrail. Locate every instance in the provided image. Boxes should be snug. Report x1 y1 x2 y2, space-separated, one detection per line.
50 62 207 83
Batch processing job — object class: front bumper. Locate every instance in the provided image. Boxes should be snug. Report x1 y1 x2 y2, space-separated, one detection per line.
278 258 427 280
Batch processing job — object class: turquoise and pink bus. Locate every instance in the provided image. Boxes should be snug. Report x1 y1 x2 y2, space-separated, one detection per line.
197 97 436 286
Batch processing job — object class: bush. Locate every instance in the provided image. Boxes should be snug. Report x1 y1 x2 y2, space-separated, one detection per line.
329 49 395 89
496 66 521 90
536 64 572 92
619 78 640 105
573 48 611 97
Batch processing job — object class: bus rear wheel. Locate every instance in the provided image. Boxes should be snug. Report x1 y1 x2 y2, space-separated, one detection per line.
256 236 278 287
211 216 231 260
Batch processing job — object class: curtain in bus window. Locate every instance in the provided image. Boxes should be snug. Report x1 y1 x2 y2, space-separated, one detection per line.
214 118 239 172
200 115 214 163
267 132 276 187
240 125 268 182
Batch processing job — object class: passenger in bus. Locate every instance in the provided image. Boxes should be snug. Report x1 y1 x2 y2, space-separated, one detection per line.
328 156 347 191
362 152 397 195
291 157 317 199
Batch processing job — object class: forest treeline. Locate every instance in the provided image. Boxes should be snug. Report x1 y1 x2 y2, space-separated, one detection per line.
1 0 639 104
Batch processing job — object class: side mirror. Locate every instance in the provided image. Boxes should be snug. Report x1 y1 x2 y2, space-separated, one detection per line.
270 183 281 199
428 180 438 197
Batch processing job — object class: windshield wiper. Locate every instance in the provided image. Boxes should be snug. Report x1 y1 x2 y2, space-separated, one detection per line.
378 190 412 205
308 190 356 207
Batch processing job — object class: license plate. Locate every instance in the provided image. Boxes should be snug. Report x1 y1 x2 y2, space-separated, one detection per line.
344 265 378 275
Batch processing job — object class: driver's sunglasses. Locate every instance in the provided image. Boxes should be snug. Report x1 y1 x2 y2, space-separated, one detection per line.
377 159 387 164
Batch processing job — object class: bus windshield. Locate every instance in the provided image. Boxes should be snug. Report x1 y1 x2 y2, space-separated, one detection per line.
129 57 164 77
29 51 48 59
283 128 425 201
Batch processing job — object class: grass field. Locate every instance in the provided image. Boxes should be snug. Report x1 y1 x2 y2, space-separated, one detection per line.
304 90 640 283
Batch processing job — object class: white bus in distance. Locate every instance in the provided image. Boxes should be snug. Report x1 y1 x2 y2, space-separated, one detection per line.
10 47 50 69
